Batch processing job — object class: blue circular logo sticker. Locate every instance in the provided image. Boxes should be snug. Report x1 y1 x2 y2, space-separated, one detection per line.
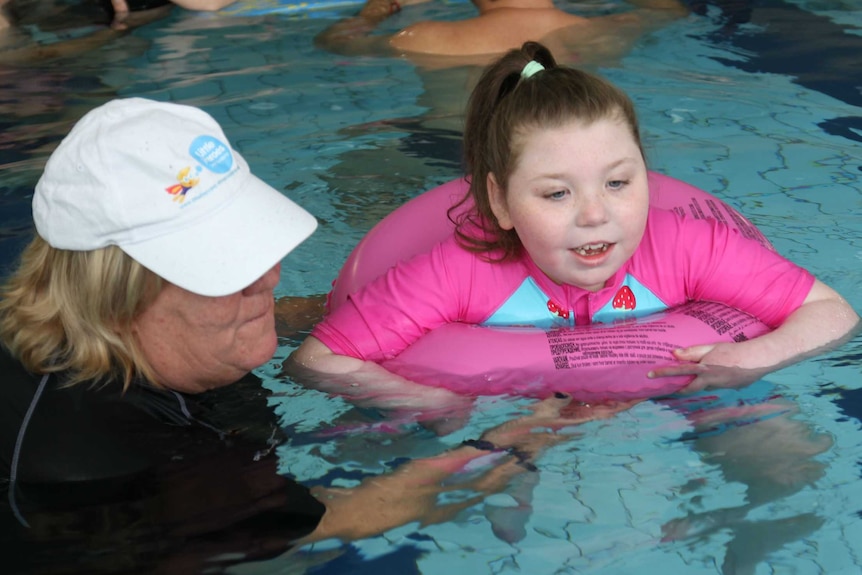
189 135 233 174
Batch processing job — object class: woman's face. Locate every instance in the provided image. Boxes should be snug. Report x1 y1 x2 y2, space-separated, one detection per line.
132 264 281 393
488 117 649 291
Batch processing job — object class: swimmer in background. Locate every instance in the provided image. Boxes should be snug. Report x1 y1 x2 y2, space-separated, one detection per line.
314 0 689 67
287 41 860 400
313 0 690 198
0 0 169 63
106 0 236 29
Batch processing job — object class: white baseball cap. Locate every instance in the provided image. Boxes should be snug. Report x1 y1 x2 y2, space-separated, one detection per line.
33 98 318 297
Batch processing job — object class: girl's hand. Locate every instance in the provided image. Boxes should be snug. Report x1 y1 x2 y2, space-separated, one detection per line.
648 342 768 393
670 343 716 364
653 280 860 394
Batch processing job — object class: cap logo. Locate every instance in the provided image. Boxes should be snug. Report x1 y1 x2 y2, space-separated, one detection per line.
165 166 201 204
190 135 233 174
163 135 236 205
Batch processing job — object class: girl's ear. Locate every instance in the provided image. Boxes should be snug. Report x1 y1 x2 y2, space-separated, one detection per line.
487 173 514 230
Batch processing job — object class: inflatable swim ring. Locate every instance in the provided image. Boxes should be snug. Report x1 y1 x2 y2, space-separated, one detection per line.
329 172 773 401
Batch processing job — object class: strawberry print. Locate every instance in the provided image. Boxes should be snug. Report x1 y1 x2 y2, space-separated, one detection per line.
547 300 570 319
612 286 636 310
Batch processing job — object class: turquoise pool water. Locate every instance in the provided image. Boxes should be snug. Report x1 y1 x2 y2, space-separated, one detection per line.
2 1 861 573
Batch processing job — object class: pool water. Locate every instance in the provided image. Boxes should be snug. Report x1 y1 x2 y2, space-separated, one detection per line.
2 0 862 573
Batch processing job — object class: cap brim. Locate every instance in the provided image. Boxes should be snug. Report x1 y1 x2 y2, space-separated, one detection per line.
121 174 317 297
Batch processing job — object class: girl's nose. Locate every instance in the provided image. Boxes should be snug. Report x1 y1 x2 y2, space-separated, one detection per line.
242 263 281 296
576 192 609 227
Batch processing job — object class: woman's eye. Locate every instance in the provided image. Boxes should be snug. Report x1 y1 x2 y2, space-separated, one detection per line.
607 179 628 191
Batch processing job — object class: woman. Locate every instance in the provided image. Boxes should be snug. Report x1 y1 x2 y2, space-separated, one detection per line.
0 97 322 573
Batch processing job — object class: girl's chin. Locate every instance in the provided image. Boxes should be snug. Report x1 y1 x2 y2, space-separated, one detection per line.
550 274 608 291
572 281 607 292
556 268 613 291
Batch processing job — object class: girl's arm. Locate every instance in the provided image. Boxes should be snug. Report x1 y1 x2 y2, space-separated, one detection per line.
287 336 474 433
650 279 860 391
284 239 477 422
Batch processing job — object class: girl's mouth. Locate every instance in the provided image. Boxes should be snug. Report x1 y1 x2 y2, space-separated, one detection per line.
573 242 610 257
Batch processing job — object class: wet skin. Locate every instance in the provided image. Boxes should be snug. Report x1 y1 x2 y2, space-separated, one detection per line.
132 264 282 393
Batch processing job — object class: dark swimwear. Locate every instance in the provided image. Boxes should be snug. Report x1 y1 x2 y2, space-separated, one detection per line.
0 346 324 574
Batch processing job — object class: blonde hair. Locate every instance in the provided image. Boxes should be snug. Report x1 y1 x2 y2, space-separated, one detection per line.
0 235 163 389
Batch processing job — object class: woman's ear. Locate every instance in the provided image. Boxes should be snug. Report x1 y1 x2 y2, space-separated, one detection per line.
487 173 513 230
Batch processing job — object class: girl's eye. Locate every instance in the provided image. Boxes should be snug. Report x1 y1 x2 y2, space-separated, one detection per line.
547 189 567 200
607 179 628 191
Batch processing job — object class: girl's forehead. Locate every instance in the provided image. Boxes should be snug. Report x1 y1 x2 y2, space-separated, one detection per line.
506 119 644 179
513 116 636 150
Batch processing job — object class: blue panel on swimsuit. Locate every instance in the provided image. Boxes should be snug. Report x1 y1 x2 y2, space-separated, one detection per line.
481 277 567 329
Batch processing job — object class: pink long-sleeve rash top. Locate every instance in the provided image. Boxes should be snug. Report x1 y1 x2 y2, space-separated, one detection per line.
312 208 815 362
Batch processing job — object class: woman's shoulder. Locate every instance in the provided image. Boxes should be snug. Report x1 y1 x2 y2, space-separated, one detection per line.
0 344 273 486
0 347 152 486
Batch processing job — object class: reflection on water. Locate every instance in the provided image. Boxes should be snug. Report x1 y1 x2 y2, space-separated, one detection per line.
1 0 861 573
661 388 833 575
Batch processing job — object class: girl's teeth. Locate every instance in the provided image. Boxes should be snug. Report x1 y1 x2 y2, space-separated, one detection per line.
574 243 609 256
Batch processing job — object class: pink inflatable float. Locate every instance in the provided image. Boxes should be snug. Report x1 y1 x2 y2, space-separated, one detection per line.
329 172 773 401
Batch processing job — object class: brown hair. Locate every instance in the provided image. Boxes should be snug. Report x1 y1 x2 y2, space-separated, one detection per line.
0 235 163 389
452 41 644 260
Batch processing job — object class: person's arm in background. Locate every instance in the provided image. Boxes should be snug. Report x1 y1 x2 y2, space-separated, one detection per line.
109 0 236 30
624 0 689 19
613 0 689 26
1 0 11 30
313 0 432 56
541 0 688 67
627 0 688 11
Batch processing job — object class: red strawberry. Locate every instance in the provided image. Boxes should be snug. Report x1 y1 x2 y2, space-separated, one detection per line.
612 286 636 310
547 299 570 319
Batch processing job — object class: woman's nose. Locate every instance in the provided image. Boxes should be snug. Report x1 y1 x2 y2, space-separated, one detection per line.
242 263 281 296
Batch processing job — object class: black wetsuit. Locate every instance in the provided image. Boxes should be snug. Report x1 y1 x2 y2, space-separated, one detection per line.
0 347 324 574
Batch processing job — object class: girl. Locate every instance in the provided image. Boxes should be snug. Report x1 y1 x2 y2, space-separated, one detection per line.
289 41 859 396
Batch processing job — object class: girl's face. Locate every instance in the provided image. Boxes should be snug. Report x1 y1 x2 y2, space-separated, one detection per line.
488 117 649 291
